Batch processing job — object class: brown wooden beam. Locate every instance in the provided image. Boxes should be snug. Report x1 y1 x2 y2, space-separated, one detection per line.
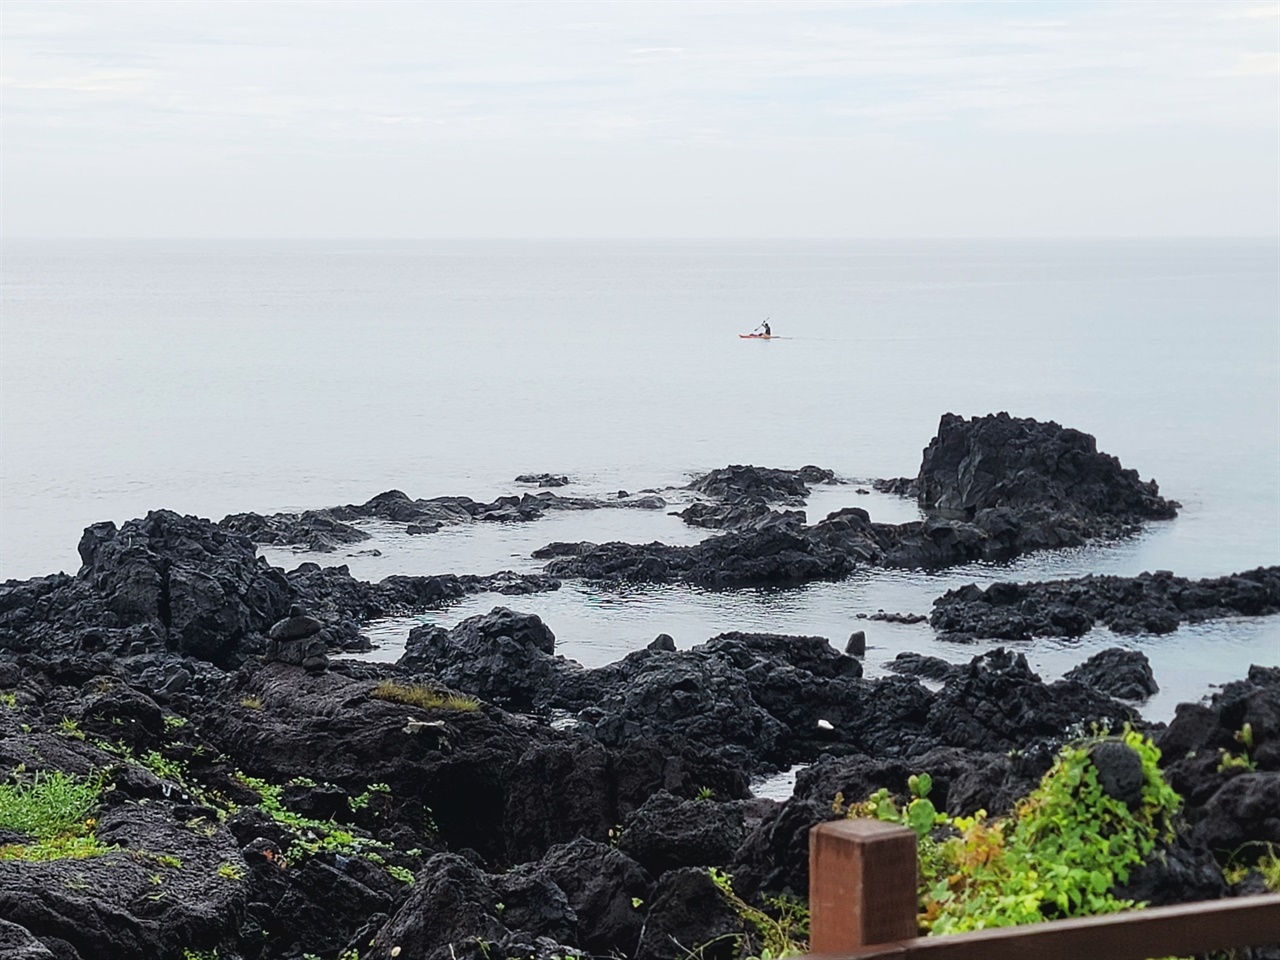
809 892 1280 960
808 820 918 954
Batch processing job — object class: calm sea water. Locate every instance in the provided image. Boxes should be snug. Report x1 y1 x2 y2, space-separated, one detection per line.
3 239 1277 719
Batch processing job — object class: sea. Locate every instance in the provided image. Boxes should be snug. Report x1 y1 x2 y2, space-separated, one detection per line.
2 238 1277 728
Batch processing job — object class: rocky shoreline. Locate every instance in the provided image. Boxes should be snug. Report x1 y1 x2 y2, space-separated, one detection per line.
0 412 1276 960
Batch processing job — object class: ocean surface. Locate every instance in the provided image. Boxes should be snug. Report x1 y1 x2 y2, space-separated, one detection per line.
2 238 1277 723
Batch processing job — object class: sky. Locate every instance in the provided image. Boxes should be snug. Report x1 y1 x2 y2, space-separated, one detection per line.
2 0 1277 239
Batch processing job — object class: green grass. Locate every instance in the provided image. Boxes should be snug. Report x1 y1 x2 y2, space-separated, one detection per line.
0 771 111 862
371 680 479 712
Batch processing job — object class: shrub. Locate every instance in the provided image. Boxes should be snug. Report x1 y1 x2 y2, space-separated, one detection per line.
840 727 1181 934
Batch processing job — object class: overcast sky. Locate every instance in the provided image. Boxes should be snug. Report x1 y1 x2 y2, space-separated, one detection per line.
3 0 1277 238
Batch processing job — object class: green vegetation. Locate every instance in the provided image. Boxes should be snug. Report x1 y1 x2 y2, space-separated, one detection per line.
348 781 391 813
216 861 245 880
0 692 17 708
56 717 85 740
240 697 264 710
838 727 1181 934
139 750 188 784
0 770 111 862
370 680 479 712
162 714 188 731
1217 723 1258 773
386 863 415 884
234 772 391 864
708 867 808 958
1224 841 1280 891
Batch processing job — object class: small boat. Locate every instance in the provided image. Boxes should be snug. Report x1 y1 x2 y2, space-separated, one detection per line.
739 333 774 340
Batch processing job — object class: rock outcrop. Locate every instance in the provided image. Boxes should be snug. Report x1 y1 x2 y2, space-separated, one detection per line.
930 568 1280 642
0 512 561 667
916 412 1177 525
539 414 1184 589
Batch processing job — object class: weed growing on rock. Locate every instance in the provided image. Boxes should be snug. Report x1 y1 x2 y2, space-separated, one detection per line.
234 772 390 863
56 717 85 740
386 864 415 884
840 727 1181 934
348 782 391 813
0 770 110 862
1224 841 1280 891
1216 723 1258 773
240 697 264 710
707 867 809 957
216 862 245 880
371 680 479 712
140 750 188 784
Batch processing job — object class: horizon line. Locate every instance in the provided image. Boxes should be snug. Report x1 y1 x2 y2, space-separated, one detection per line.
4 234 1279 243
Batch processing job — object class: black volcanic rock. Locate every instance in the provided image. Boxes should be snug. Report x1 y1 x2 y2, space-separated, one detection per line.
688 464 834 504
0 578 1270 960
887 651 963 682
515 473 570 487
634 867 743 960
1065 648 1159 701
1158 664 1280 814
517 838 651 956
677 500 805 532
617 791 745 875
923 648 1137 753
397 607 567 711
541 417 1183 590
319 487 665 539
543 523 854 589
365 853 510 960
0 510 293 665
931 568 1280 642
220 509 370 552
916 411 1177 523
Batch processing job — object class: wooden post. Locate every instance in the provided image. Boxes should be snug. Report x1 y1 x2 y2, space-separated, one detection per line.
809 820 918 955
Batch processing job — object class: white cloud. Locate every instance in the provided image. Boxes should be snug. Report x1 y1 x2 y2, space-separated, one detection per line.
1 0 1275 236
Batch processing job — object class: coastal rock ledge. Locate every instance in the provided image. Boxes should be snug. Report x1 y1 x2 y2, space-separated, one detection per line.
544 412 1181 586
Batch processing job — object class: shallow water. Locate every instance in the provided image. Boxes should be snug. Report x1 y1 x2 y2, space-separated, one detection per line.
3 239 1277 718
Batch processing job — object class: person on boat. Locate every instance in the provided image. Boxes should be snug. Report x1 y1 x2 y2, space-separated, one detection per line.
761 320 771 337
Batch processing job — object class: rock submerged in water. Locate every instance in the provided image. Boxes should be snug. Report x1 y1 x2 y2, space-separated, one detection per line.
930 567 1280 642
220 508 370 552
515 473 570 487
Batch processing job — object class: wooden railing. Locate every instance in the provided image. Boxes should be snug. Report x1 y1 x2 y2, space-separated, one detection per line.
806 820 1280 959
